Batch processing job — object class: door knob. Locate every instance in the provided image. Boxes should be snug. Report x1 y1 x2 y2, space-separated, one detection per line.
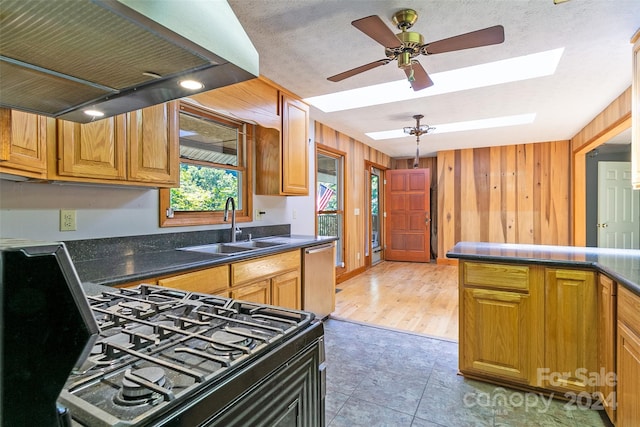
597 223 608 228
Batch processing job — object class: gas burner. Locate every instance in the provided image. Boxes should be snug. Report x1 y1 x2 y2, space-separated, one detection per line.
114 367 170 407
209 327 255 356
114 301 153 316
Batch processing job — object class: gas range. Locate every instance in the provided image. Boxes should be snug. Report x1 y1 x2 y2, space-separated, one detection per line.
58 284 323 427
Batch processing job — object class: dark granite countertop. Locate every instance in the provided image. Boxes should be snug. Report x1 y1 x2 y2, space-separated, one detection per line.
447 241 640 296
74 235 336 287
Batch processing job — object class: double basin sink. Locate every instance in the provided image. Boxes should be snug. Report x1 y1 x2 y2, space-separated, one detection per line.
177 239 289 257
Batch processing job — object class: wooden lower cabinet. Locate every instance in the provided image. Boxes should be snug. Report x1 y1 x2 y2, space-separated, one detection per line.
598 274 617 423
230 250 301 310
231 279 270 304
271 269 301 310
460 261 602 396
459 261 544 385
157 266 229 295
617 285 640 427
543 268 597 394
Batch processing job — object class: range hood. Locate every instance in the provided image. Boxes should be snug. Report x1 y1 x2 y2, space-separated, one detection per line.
0 0 259 123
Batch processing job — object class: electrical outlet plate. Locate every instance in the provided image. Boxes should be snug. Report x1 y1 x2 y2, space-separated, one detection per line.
254 210 263 221
60 209 77 231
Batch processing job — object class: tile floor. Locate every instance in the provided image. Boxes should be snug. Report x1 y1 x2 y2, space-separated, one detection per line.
323 318 610 427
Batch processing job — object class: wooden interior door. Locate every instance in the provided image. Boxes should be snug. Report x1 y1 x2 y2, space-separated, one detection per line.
384 169 430 262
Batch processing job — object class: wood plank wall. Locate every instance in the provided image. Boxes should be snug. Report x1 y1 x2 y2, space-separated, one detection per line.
315 122 392 279
437 141 572 263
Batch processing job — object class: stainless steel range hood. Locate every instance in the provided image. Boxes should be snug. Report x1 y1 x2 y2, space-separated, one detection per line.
0 0 259 123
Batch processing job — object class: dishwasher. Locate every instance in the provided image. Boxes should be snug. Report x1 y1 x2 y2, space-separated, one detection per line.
303 242 336 319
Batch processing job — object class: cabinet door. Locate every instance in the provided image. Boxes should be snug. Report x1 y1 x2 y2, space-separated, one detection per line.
598 274 617 421
232 280 270 305
617 285 640 427
128 102 179 186
617 322 640 427
271 269 301 310
461 287 537 383
632 30 639 189
158 266 229 295
280 94 308 195
0 109 48 178
544 269 597 394
57 115 126 180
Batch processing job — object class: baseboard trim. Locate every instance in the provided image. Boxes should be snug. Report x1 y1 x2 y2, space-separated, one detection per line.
336 266 366 284
437 257 458 266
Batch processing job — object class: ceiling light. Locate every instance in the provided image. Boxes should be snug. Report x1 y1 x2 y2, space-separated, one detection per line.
366 113 536 140
403 114 435 168
84 109 105 118
305 48 564 112
179 80 205 90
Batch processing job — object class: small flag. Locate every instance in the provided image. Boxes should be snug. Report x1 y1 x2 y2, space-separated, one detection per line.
316 183 334 211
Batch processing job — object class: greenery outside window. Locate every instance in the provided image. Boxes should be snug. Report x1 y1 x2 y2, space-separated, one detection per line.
160 102 252 227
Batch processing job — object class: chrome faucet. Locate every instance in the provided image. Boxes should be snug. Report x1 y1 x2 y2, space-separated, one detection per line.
223 197 241 242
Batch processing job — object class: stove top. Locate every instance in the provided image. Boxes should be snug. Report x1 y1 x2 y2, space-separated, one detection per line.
58 285 313 426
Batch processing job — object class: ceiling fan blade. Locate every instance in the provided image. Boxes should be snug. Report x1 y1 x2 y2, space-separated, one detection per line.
404 61 434 91
351 15 402 48
422 25 505 55
327 59 391 82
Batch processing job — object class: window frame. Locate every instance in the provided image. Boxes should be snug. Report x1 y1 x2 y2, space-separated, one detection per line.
159 101 253 227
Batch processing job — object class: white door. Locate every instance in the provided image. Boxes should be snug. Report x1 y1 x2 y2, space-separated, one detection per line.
597 161 640 248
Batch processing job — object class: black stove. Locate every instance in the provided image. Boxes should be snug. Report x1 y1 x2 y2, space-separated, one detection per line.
58 284 324 427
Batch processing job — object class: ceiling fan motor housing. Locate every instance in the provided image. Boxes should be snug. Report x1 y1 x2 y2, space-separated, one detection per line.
388 31 424 68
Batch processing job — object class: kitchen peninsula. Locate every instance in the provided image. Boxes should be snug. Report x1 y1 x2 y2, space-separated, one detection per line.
447 242 640 427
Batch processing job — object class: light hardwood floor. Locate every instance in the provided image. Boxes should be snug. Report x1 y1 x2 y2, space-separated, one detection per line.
332 261 459 341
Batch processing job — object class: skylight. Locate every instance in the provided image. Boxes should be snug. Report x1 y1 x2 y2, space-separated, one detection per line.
366 113 537 140
304 48 564 112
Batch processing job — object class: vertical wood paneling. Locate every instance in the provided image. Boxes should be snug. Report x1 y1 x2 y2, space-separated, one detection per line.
315 122 391 280
437 140 571 262
437 150 457 264
516 144 535 243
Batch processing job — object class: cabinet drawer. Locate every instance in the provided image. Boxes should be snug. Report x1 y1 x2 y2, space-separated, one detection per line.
231 250 300 285
158 266 229 294
618 285 640 336
463 261 530 291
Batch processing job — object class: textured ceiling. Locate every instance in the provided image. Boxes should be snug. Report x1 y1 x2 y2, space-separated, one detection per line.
228 0 639 158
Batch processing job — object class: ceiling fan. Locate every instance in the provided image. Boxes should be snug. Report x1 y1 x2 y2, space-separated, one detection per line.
327 9 505 91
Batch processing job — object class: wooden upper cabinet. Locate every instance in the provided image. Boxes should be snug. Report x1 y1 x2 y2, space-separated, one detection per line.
128 101 179 186
255 94 309 195
280 94 309 195
0 108 49 179
56 114 127 180
633 29 639 189
54 102 178 186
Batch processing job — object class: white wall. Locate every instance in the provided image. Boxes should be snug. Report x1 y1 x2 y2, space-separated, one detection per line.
0 119 318 241
0 144 316 241
0 179 315 241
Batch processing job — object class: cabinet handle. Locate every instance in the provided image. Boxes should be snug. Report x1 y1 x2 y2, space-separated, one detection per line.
305 243 334 254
